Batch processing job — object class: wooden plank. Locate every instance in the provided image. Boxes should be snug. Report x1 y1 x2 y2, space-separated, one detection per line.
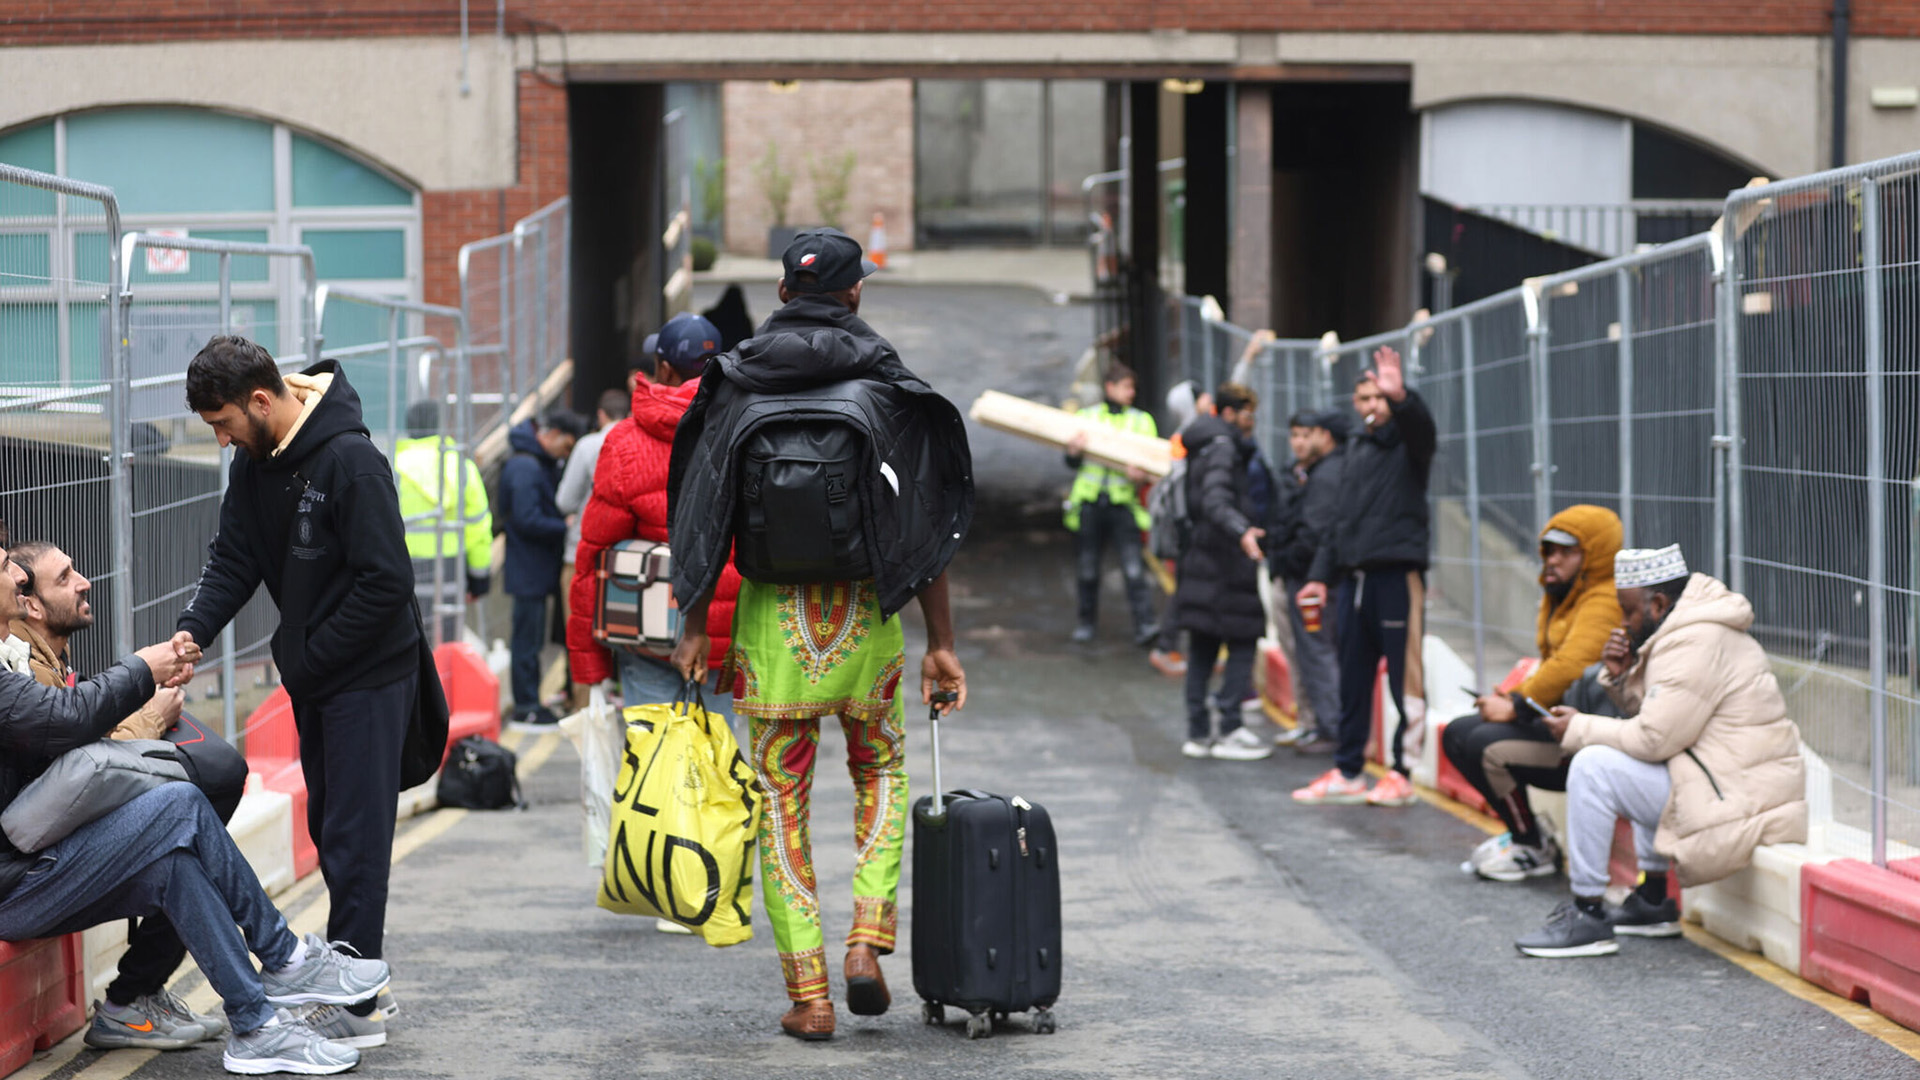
968 389 1171 478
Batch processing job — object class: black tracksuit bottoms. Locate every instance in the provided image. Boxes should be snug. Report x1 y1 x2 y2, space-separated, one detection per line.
1333 568 1427 780
292 670 415 959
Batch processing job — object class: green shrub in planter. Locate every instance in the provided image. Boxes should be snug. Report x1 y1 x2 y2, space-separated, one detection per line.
692 237 717 272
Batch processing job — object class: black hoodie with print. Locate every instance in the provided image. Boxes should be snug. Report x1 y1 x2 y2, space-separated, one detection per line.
177 360 418 703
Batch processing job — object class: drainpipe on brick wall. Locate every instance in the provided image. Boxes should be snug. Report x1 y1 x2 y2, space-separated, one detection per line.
1833 0 1850 168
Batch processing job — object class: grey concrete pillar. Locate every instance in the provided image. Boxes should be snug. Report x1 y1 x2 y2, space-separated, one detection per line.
1230 84 1272 331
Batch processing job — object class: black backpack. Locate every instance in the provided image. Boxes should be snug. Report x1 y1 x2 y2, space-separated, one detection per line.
435 736 525 810
733 420 874 583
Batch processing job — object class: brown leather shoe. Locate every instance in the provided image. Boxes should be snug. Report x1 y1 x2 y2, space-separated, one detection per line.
844 944 891 1016
780 998 835 1041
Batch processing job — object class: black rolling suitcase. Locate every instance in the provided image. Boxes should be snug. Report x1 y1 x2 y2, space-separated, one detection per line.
910 692 1062 1038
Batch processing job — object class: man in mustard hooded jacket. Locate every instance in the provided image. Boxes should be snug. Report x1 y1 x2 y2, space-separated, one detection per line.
1441 505 1622 882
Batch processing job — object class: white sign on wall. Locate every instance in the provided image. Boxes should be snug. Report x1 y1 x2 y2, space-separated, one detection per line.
145 228 190 275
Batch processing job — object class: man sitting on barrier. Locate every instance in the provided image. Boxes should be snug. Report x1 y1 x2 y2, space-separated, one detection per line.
1442 506 1621 882
9 539 252 1049
1514 544 1808 959
0 520 388 1074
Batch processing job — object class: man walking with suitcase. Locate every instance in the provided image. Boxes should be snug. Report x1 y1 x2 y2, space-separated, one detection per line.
669 228 971 1041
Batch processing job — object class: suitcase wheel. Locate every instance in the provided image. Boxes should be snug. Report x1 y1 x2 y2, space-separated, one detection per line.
966 1012 993 1039
1032 1008 1058 1035
922 1002 945 1026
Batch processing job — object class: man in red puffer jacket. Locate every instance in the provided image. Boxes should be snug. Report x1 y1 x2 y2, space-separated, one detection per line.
568 314 741 719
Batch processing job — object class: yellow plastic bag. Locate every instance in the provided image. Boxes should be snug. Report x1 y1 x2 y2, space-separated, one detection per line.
595 690 764 946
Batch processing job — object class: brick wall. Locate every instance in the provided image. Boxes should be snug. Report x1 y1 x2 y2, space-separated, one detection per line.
721 80 915 257
420 70 568 310
6 1 1919 42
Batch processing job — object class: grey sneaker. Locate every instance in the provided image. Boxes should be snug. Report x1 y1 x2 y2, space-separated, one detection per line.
261 934 391 1007
1515 900 1620 959
150 986 228 1039
373 987 397 1019
84 998 206 1050
298 1003 388 1048
223 1009 360 1075
1609 892 1684 938
1210 726 1275 761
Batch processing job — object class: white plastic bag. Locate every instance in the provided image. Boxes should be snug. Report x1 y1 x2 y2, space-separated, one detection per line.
556 684 627 868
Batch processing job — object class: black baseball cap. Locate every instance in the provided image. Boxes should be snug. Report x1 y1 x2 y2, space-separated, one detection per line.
781 227 878 293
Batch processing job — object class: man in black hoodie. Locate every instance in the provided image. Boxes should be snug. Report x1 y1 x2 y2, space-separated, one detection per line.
178 336 417 1040
1292 346 1436 808
668 228 971 1042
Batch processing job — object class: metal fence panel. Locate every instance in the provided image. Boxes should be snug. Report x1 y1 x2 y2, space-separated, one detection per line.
1727 152 1920 864
117 231 319 742
317 285 475 647
0 164 128 678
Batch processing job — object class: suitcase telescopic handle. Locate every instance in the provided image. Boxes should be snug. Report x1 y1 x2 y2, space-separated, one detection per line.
927 690 959 821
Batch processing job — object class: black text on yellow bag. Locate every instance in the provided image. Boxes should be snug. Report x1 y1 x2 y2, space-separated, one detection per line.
596 684 763 946
593 539 680 652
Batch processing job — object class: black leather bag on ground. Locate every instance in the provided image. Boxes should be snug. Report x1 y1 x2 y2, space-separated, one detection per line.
734 420 873 584
435 735 524 810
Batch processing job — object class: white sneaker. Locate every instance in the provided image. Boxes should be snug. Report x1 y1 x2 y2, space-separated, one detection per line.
1461 832 1513 874
1478 835 1562 882
1209 727 1274 761
655 918 694 935
1180 739 1212 759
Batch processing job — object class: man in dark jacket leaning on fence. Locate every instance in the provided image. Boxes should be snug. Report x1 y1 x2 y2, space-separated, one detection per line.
0 519 388 1075
1171 382 1274 763
177 336 418 1044
1293 345 1437 808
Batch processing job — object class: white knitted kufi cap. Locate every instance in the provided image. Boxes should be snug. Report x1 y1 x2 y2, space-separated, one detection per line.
1614 544 1689 589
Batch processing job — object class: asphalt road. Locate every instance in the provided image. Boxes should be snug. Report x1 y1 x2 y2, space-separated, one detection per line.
43 281 1919 1079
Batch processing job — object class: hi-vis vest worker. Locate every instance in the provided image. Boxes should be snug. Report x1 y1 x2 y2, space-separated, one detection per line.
394 433 493 582
1064 403 1158 532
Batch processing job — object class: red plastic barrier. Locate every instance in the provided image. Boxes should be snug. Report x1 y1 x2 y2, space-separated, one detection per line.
434 641 500 752
1365 659 1390 766
241 690 317 879
1261 644 1296 721
0 935 85 1076
239 639 501 881
1802 859 1920 1031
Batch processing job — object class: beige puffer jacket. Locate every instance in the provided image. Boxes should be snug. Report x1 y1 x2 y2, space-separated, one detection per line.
1566 573 1807 886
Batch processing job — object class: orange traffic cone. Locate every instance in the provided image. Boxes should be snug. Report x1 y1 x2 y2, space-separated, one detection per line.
868 212 888 269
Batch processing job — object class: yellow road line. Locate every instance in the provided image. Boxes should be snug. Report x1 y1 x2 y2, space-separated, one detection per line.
1361 762 1503 836
1683 925 1920 1062
6 1030 93 1080
1350 761 1920 1058
515 731 563 777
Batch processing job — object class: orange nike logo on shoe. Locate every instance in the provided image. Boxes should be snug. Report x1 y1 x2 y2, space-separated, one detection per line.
123 1018 155 1032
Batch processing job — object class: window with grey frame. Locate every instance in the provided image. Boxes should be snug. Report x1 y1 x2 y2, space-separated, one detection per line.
914 79 1107 248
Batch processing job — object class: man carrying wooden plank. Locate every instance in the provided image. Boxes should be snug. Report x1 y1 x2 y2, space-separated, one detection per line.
1064 364 1159 646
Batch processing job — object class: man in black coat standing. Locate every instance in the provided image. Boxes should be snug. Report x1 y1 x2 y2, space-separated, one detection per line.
177 336 417 1041
1292 346 1436 808
1171 382 1273 762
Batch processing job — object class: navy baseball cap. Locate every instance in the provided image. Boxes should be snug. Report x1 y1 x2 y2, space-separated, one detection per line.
781 227 878 293
655 313 722 375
